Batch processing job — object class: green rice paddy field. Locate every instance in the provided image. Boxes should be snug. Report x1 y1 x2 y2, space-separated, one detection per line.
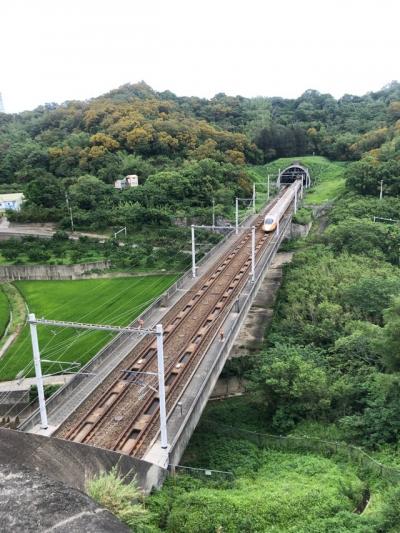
0 275 176 381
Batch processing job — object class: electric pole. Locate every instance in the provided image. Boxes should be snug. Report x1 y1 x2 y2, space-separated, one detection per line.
65 193 74 232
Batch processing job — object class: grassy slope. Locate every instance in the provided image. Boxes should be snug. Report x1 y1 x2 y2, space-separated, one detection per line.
148 398 368 532
249 156 347 205
0 286 10 339
0 275 176 381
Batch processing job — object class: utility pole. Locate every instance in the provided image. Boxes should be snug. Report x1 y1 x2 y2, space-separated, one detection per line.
235 197 239 235
191 225 196 278
252 183 256 214
65 193 74 233
28 316 168 449
251 226 256 283
212 198 215 230
380 180 383 200
156 324 168 449
28 313 48 430
267 175 270 201
277 168 281 188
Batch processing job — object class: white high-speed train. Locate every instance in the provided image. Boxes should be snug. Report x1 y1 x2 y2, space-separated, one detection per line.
263 180 302 232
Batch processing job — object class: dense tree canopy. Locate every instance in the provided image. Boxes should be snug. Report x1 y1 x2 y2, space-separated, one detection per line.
1 80 400 229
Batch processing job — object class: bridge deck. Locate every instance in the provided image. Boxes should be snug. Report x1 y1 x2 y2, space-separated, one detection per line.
21 185 298 467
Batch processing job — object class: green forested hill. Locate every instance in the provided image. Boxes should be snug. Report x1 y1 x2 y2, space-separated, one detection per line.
1 81 400 231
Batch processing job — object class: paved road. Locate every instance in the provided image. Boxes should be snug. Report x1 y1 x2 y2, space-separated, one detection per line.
0 218 108 240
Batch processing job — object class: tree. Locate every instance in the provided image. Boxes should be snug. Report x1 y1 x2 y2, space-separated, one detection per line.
69 175 113 210
379 297 400 371
256 344 331 431
25 174 64 208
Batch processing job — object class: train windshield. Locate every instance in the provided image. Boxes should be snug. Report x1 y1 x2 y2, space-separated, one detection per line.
264 218 274 224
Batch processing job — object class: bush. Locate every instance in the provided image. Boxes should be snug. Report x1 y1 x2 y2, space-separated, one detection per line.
86 467 149 529
293 207 312 225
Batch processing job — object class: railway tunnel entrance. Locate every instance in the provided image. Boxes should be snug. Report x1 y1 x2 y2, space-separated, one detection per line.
279 161 311 187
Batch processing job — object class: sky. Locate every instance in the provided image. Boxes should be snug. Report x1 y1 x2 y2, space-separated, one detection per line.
1 0 400 113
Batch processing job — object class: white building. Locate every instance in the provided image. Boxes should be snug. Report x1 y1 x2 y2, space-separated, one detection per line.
0 193 24 212
114 175 139 190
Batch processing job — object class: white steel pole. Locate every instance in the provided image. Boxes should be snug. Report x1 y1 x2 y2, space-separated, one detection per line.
251 226 256 283
65 193 74 233
212 198 215 230
278 168 281 188
276 217 280 237
380 180 383 200
267 175 270 201
156 324 168 450
191 225 196 278
253 183 256 214
300 179 304 199
235 197 239 235
28 313 48 430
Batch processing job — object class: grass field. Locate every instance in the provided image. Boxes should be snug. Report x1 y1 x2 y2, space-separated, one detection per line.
250 156 348 206
0 286 10 339
0 275 176 381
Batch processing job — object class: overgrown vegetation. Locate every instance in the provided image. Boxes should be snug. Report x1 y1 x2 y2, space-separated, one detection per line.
87 467 149 530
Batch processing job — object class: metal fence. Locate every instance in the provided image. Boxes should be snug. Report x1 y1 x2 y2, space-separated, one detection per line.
203 420 400 485
168 463 235 486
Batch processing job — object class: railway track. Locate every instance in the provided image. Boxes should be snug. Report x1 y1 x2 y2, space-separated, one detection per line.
56 190 289 457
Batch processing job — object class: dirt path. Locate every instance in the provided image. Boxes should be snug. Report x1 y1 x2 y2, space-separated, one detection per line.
0 283 27 359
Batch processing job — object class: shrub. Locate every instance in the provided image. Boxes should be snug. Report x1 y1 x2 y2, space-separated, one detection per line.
86 467 149 529
293 207 312 225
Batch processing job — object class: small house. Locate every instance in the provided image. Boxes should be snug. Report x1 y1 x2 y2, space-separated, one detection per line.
0 193 25 212
114 175 139 190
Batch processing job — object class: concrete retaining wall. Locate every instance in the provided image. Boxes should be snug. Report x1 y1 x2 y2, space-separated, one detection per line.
0 427 166 492
211 376 247 398
0 390 29 415
0 261 111 280
290 221 312 239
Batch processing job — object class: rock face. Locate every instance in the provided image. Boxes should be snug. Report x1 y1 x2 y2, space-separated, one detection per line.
0 464 129 532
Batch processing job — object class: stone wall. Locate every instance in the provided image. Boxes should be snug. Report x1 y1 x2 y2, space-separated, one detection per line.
0 260 110 280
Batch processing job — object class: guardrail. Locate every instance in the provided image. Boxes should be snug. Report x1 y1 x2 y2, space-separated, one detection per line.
169 464 235 485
